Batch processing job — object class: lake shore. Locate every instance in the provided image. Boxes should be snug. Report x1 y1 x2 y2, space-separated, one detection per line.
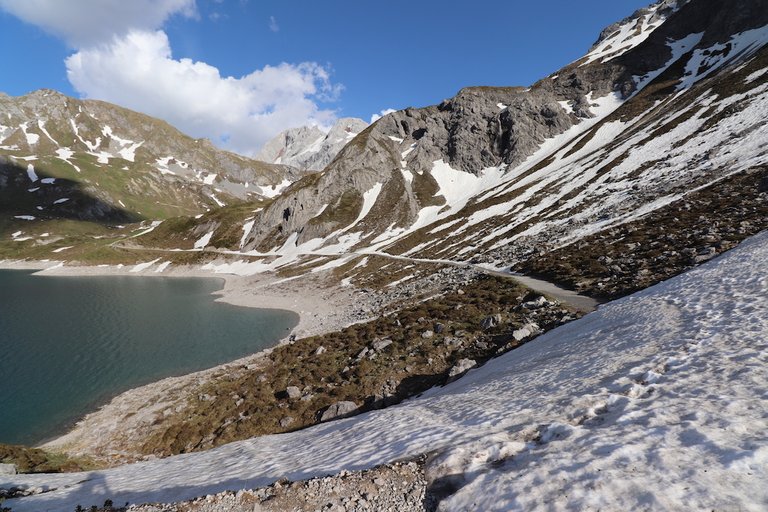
0 259 364 463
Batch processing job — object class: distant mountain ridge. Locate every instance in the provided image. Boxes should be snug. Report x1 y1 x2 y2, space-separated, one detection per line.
0 90 299 226
256 117 368 171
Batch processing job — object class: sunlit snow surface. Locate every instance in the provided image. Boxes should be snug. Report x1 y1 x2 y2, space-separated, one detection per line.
5 232 768 511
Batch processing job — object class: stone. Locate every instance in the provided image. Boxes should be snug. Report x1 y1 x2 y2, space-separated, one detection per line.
421 330 434 339
355 347 370 361
448 358 477 378
320 401 359 422
480 314 501 330
513 323 540 342
0 463 16 475
286 386 301 400
280 416 295 428
372 338 393 352
315 345 327 356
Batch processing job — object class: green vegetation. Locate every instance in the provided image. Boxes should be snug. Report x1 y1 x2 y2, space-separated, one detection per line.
309 189 364 229
517 168 768 299
0 443 96 473
138 274 577 457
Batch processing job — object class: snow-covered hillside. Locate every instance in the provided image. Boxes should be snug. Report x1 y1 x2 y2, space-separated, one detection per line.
0 90 298 224
225 0 768 280
5 231 767 511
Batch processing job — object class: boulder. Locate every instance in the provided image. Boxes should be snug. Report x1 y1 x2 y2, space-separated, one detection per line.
285 386 301 400
448 358 477 379
480 314 502 330
372 338 393 351
513 323 541 341
320 401 359 422
0 463 16 475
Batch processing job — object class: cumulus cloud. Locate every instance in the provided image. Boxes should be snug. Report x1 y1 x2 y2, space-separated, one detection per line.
0 0 196 47
66 30 338 155
0 0 343 156
370 108 397 124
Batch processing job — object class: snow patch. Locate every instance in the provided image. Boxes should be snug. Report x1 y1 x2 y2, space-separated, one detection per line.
194 231 214 250
19 122 39 145
257 179 292 199
26 164 38 182
130 259 161 273
240 219 255 249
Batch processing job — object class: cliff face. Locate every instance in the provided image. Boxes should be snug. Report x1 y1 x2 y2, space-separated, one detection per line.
255 118 368 171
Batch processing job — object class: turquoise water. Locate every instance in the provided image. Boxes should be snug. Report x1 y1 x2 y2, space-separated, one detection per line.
0 270 298 446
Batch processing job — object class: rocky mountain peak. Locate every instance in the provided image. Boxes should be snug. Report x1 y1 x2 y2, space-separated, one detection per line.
255 117 368 171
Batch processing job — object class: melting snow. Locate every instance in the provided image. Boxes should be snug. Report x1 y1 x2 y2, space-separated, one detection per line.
26 164 38 182
745 66 768 83
130 221 162 238
582 4 673 66
257 179 292 199
37 120 59 145
678 26 768 91
14 215 35 221
19 122 39 145
209 194 225 208
130 259 161 273
239 219 255 249
194 231 214 250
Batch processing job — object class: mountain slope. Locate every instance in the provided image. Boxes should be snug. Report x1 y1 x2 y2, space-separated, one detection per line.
255 117 368 171
220 0 768 282
5 228 767 512
0 90 299 227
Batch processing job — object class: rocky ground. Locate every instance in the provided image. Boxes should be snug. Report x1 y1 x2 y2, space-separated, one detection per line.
514 167 768 299
124 458 434 512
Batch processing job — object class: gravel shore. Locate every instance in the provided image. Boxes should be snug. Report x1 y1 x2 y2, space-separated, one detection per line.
0 259 365 464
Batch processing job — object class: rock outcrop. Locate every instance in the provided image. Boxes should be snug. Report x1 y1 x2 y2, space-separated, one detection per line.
256 118 368 171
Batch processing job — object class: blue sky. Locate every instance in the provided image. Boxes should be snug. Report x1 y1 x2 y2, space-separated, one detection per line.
0 0 652 155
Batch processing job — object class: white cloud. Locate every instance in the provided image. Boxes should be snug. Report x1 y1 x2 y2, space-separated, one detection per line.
66 30 339 155
0 0 343 156
269 15 279 33
0 0 196 47
370 108 397 124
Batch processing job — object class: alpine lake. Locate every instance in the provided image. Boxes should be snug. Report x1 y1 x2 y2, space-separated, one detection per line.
0 269 298 446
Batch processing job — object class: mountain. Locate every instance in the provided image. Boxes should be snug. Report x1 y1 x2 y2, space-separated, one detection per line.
4 0 768 509
0 90 299 231
255 117 368 171
158 0 761 294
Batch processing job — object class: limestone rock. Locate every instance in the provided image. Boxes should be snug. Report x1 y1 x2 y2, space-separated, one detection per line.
320 401 359 422
448 359 477 379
